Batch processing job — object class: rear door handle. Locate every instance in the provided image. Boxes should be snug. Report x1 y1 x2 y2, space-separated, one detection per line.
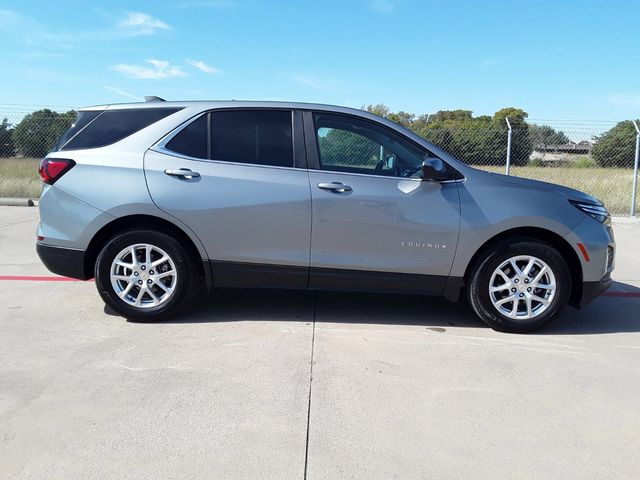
317 182 352 193
164 168 200 179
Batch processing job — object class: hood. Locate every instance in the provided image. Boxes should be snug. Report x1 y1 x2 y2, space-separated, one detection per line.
488 172 602 205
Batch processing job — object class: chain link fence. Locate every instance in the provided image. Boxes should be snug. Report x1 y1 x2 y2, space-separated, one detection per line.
422 124 640 216
1 107 638 215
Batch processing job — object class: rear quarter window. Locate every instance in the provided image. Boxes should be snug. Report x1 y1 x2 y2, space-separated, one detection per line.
164 114 208 159
60 108 181 150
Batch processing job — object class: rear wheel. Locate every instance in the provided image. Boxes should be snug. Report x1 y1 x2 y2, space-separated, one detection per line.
95 229 198 321
467 239 571 333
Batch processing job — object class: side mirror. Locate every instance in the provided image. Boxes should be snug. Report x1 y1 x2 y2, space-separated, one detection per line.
384 154 396 169
421 158 453 182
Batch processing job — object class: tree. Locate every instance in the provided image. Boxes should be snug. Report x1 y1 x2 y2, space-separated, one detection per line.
318 128 380 168
528 124 570 147
363 104 391 118
591 120 638 168
360 104 534 166
0 118 14 157
12 109 75 158
491 107 533 166
387 111 415 128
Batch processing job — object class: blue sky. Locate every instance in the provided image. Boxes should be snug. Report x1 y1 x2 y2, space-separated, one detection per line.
1 0 639 122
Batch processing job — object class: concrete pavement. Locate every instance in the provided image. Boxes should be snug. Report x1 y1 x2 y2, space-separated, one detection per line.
1 206 639 479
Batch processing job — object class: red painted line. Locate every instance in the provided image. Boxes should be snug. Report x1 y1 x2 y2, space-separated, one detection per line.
601 291 640 297
0 275 93 282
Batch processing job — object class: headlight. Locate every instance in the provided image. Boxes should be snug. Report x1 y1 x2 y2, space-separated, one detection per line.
569 200 611 225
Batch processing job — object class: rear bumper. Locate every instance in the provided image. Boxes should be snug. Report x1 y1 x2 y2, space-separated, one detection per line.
577 275 612 308
36 243 90 280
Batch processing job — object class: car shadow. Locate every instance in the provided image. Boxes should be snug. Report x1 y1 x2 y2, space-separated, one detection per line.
116 280 640 335
540 280 640 335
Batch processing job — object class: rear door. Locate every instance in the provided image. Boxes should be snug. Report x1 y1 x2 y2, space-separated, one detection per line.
304 111 461 294
145 109 311 288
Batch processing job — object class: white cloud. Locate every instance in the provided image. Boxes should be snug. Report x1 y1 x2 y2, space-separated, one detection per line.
0 8 75 47
370 0 396 13
185 59 221 74
101 85 141 101
608 93 640 108
0 9 171 51
293 74 332 91
113 59 187 79
119 12 170 35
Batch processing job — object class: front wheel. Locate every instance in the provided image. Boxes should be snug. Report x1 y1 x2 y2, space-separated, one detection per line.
95 229 198 321
467 239 571 333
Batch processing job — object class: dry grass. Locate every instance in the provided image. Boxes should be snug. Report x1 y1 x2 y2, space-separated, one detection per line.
0 158 636 214
479 165 637 215
0 158 41 198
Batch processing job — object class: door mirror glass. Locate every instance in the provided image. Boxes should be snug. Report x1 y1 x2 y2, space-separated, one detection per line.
384 154 396 169
421 158 453 182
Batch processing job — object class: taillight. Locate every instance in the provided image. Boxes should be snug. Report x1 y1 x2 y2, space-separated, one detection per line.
38 158 76 185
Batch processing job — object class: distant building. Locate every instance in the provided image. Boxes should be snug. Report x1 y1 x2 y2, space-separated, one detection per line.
534 141 592 154
529 141 593 165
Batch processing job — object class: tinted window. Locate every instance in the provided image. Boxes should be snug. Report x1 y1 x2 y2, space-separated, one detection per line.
165 114 208 159
61 108 180 150
314 113 428 178
53 110 101 151
210 110 293 167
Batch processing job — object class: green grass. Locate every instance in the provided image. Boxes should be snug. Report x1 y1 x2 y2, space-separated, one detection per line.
0 158 41 198
0 157 636 215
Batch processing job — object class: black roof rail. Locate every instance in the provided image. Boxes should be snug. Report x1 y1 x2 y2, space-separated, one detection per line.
144 96 166 102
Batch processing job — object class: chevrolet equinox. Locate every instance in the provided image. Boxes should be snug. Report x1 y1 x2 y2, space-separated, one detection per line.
36 99 615 332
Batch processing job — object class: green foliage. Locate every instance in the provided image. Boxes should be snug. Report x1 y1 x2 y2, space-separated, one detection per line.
573 155 596 168
318 127 380 168
529 124 570 146
387 111 415 128
592 120 638 168
12 109 75 158
360 104 533 166
363 104 391 118
0 118 14 157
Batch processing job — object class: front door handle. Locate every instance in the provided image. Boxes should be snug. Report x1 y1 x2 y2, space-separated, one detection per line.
164 168 200 179
317 182 352 193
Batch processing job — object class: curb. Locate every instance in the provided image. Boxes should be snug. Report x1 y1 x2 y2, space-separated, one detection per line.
612 216 640 224
0 198 37 207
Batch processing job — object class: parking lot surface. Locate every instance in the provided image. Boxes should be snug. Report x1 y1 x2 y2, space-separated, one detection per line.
1 206 639 479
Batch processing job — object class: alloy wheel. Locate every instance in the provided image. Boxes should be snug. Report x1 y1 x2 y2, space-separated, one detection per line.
488 255 557 320
110 243 178 308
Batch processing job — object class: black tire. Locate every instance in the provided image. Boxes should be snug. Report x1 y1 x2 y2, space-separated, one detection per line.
467 238 571 333
95 228 198 322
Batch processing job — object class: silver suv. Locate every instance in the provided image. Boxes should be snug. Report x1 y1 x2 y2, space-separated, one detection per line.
36 100 615 332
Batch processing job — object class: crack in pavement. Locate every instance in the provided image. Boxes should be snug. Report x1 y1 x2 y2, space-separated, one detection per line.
303 294 317 480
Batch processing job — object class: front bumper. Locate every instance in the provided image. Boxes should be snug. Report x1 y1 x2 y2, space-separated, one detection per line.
577 275 612 308
36 243 90 280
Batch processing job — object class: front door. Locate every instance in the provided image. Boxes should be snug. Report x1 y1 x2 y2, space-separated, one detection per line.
145 109 311 288
305 111 461 294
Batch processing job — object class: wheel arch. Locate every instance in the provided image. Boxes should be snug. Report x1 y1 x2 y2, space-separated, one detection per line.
462 227 583 307
84 214 211 287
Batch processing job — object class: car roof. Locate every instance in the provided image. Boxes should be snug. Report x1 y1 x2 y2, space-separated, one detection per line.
80 100 367 115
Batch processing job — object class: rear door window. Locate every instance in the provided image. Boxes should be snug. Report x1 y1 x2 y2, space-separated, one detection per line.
61 108 180 150
210 110 293 168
